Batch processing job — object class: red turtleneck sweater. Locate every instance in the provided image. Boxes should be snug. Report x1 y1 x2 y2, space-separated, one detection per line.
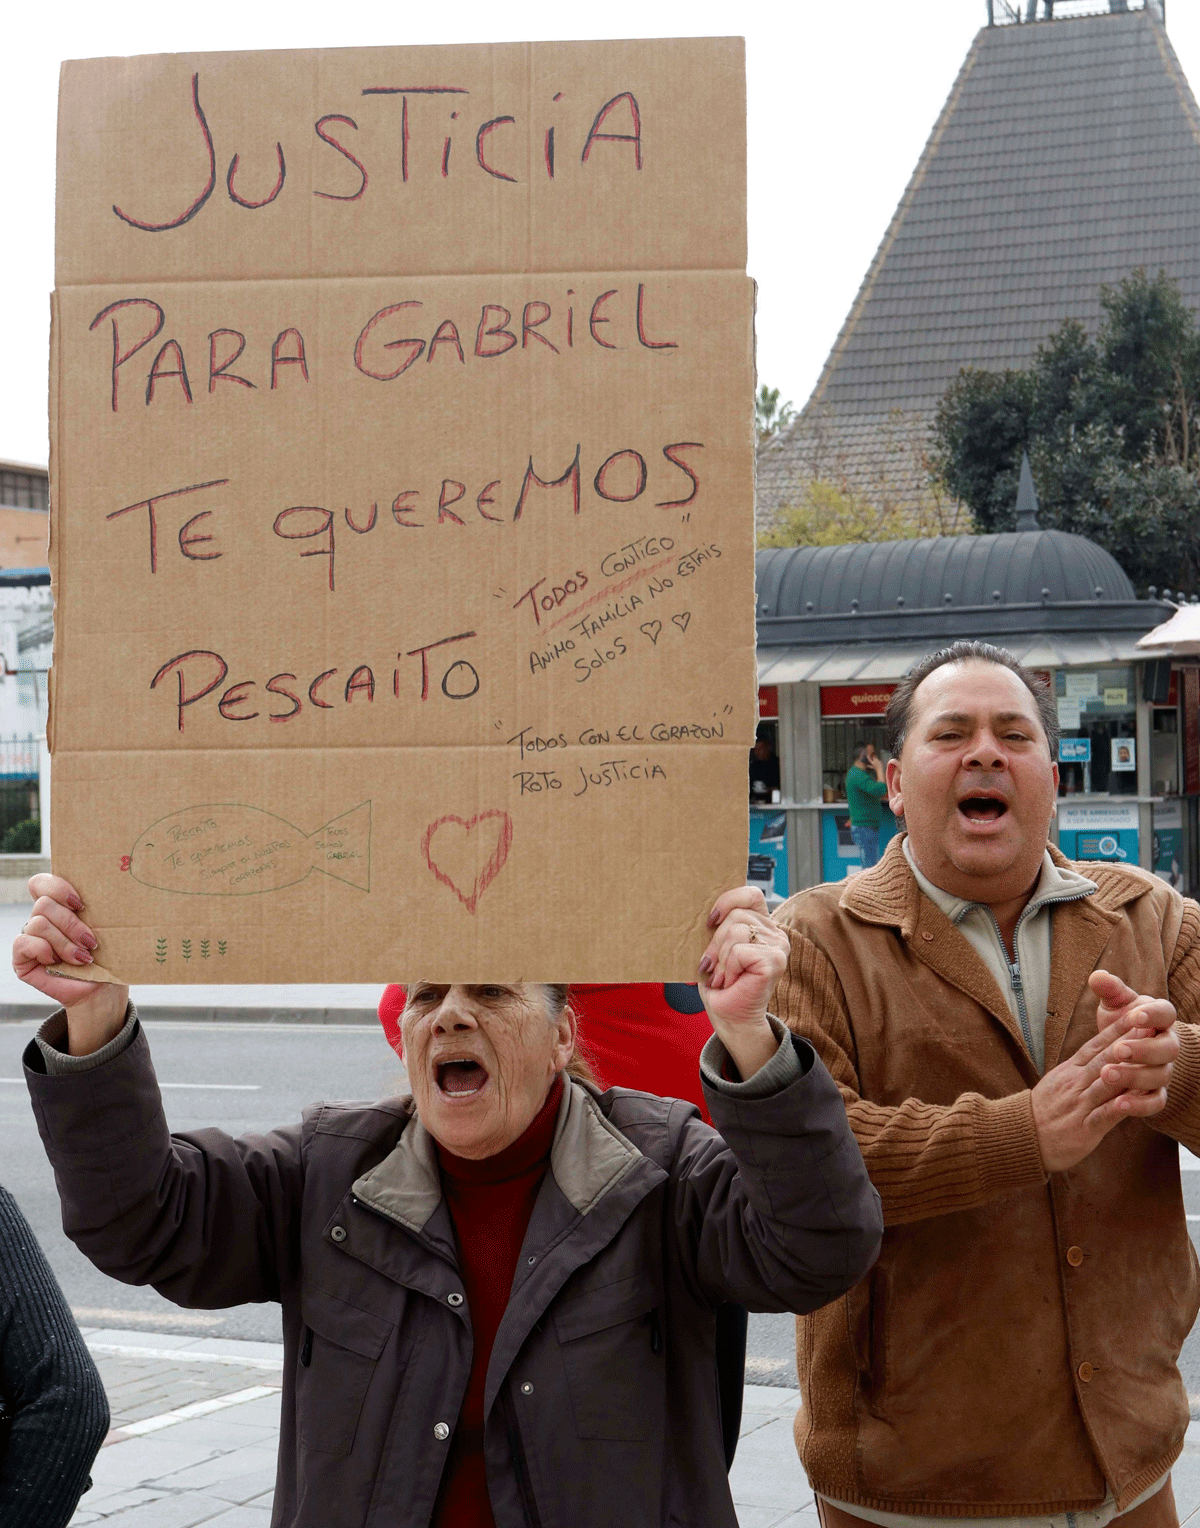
433 1073 563 1528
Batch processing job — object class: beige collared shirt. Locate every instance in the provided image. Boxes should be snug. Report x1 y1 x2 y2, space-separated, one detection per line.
903 841 1097 1074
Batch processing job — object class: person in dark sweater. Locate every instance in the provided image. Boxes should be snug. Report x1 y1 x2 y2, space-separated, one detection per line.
0 1184 109 1527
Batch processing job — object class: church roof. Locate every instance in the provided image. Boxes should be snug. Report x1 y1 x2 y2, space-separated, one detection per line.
758 6 1200 525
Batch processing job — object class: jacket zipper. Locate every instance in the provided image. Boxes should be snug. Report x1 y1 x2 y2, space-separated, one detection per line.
353 1191 545 1524
502 1387 545 1528
980 890 1092 1072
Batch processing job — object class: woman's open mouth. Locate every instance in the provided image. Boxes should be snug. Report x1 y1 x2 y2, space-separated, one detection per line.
434 1058 490 1098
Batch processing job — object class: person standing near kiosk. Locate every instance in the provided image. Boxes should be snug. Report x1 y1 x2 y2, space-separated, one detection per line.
845 744 888 869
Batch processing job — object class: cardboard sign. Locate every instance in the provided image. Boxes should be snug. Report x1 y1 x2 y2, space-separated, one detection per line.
50 41 755 983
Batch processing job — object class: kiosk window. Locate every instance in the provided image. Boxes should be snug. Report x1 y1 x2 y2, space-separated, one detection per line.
1055 668 1137 797
750 720 780 803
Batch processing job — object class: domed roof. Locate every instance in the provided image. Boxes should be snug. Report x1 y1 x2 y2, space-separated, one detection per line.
756 531 1134 622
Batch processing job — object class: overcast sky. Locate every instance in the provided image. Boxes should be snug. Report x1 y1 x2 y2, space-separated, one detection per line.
4 0 1199 468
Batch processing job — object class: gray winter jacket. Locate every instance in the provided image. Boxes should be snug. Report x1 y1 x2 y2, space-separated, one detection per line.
24 1010 881 1527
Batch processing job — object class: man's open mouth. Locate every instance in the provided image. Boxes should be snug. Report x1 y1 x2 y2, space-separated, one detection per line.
434 1058 490 1097
958 796 1009 823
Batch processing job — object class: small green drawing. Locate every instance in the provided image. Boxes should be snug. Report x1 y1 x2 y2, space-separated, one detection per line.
182 939 192 961
200 939 210 959
218 940 227 957
155 937 167 966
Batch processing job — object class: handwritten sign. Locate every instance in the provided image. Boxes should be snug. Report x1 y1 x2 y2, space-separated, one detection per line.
50 40 755 982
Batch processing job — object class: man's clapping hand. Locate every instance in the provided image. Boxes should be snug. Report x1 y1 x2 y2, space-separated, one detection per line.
1030 969 1178 1174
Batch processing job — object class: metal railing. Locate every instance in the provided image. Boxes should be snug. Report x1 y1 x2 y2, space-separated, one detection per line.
988 0 1164 23
0 734 41 780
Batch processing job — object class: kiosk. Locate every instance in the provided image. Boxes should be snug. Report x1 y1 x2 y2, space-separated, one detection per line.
755 528 1194 892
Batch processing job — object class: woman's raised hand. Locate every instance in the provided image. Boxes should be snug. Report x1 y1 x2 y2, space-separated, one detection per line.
698 887 790 1079
14 875 129 1047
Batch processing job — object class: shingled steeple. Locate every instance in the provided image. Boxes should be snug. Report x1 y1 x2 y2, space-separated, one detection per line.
758 1 1199 533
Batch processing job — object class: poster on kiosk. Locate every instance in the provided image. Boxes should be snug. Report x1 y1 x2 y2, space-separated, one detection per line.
1057 802 1139 865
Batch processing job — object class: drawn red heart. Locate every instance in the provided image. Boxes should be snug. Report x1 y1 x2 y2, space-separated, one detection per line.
421 810 513 915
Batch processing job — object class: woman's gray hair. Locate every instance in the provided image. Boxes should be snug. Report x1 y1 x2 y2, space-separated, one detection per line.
543 984 597 1085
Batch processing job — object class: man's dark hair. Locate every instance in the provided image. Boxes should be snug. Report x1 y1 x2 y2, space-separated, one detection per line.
852 743 871 765
884 641 1059 760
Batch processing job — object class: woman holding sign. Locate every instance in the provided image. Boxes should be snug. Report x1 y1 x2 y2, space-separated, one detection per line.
14 876 880 1528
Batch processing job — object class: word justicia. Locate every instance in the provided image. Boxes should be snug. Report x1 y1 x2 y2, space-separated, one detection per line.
108 73 647 234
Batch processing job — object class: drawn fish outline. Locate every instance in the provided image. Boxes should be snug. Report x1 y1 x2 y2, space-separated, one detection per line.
129 802 371 897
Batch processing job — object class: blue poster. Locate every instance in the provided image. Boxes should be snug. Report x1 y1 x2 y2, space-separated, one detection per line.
1059 737 1091 764
749 810 789 898
821 808 897 881
1153 802 1184 890
1058 803 1138 864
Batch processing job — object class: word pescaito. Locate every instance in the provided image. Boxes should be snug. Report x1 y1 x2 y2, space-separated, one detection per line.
149 634 481 733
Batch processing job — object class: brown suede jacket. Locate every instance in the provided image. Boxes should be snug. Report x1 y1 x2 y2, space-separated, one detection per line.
774 837 1200 1518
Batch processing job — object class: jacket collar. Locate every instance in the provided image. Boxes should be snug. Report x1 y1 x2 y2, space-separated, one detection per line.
839 833 1149 931
839 834 1149 1073
350 1076 643 1238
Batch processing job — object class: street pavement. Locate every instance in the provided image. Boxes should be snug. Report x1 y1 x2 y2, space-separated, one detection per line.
70 1323 829 1527
5 899 1200 1521
63 1330 1200 1527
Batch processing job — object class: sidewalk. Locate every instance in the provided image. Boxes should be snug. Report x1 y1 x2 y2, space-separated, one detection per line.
67 1333 822 1527
69 1329 1200 1527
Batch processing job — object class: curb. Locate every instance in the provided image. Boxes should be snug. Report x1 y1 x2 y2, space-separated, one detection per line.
0 1003 379 1026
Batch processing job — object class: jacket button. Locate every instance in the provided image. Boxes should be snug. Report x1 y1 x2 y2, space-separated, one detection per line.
447 1292 464 1307
521 1382 534 1395
1067 1246 1084 1267
330 1226 347 1243
921 932 934 942
433 1422 450 1441
1078 1362 1093 1383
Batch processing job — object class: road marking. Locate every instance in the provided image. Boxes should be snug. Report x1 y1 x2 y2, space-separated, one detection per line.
159 1082 261 1090
140 1021 382 1034
73 1306 222 1330
103 1385 281 1446
87 1340 284 1370
0 1078 259 1089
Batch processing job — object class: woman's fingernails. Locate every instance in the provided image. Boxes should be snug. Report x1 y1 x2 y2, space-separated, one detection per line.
68 895 83 913
699 955 713 974
75 947 93 964
708 908 720 927
1117 1044 1132 1060
81 933 98 951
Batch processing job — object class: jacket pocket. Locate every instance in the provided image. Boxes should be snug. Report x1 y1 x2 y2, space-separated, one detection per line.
553 1272 659 1441
297 1285 392 1457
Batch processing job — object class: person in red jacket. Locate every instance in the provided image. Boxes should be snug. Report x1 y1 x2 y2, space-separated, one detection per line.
380 982 714 1117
